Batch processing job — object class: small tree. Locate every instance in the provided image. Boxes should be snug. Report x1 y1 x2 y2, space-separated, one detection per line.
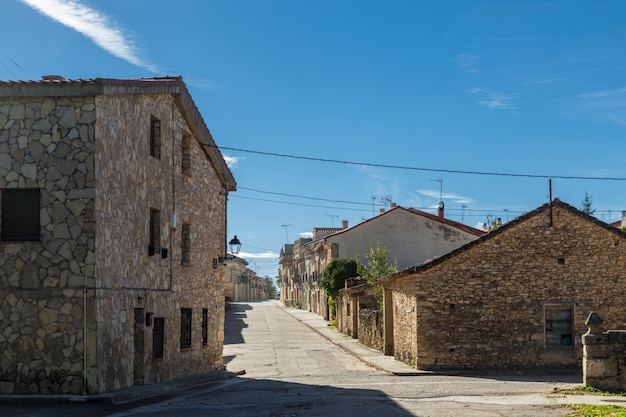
320 258 358 318
356 241 398 309
580 191 595 215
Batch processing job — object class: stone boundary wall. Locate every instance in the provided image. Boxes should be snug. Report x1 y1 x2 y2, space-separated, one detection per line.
358 309 383 352
582 312 626 393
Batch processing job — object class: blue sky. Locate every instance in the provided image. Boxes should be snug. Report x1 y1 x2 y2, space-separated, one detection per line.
2 1 626 277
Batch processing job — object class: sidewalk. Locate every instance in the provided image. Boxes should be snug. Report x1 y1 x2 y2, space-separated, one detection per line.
279 304 422 376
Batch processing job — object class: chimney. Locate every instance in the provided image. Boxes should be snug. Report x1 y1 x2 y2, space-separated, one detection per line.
621 211 626 228
437 201 445 218
379 208 385 215
341 220 348 229
390 202 397 208
42 75 65 81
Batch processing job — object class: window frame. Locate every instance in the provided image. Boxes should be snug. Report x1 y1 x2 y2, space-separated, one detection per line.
152 317 165 360
149 208 161 256
181 134 192 175
202 308 208 347
181 223 191 264
544 304 574 348
180 308 192 350
150 116 161 159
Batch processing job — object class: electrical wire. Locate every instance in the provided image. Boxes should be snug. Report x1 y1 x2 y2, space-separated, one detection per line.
211 144 626 181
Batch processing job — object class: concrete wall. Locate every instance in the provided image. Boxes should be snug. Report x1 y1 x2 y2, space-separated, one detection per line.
386 203 626 370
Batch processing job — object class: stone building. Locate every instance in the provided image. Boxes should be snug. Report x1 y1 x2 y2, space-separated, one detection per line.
380 199 626 370
0 76 236 394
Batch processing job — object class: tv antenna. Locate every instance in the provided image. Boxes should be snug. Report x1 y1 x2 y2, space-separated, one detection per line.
281 224 291 243
325 214 338 227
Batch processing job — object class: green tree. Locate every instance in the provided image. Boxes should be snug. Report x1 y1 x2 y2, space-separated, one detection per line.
580 191 595 215
320 258 358 318
356 241 398 309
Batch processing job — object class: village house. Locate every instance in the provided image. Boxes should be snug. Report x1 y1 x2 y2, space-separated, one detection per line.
333 205 484 344
0 76 236 394
380 199 626 370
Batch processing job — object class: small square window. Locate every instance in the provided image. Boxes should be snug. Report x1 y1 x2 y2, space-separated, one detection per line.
150 117 161 159
1 189 40 241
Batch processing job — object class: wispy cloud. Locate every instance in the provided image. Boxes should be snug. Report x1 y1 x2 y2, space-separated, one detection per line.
238 251 279 260
468 88 518 109
456 54 479 73
224 155 242 169
416 189 473 205
21 0 157 72
559 86 626 126
299 232 313 239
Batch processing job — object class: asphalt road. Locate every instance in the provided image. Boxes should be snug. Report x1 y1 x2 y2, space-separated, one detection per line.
4 300 625 417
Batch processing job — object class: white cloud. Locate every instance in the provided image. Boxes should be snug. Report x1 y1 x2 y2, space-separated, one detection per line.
468 88 517 109
416 189 473 205
558 86 626 126
456 54 479 73
238 251 279 260
223 154 242 169
299 232 313 239
21 0 157 72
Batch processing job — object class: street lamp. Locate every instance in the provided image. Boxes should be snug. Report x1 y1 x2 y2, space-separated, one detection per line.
216 235 242 266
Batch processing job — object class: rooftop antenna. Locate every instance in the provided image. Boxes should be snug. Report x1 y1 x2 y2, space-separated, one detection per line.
461 205 467 224
371 196 376 217
503 208 509 222
281 224 291 243
431 178 443 202
380 195 392 210
325 214 338 227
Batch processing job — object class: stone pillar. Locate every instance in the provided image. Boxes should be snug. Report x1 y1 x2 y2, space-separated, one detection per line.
383 288 394 356
582 311 626 393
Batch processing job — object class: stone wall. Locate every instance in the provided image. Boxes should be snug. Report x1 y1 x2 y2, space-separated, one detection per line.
0 89 229 394
387 204 626 370
582 312 626 393
0 95 98 394
358 309 383 352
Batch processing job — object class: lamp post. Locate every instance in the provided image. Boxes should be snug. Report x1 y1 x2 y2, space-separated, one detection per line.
216 235 242 266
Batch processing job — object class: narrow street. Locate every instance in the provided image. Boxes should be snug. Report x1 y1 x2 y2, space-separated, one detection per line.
4 300 619 417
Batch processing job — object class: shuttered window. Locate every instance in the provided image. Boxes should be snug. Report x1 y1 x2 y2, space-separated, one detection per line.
1 189 40 241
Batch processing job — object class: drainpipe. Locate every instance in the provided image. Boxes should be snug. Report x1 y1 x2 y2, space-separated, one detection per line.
83 270 87 394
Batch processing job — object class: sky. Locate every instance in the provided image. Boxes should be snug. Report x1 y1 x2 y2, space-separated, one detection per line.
2 0 626 278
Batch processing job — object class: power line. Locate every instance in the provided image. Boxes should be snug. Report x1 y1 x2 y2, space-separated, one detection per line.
214 145 626 181
239 186 375 206
0 48 33 79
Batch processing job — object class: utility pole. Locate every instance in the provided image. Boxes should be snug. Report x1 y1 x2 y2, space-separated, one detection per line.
461 205 467 224
281 224 291 243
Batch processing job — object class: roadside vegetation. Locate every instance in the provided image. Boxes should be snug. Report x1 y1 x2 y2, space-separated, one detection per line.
552 386 626 416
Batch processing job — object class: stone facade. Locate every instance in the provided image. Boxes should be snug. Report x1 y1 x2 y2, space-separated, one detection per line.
0 77 236 394
382 200 626 370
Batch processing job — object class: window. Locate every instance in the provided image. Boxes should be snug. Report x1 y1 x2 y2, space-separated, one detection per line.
545 306 573 347
181 223 191 264
1 189 40 241
181 134 192 175
180 308 192 349
152 317 164 359
202 308 208 346
149 208 161 256
150 117 161 159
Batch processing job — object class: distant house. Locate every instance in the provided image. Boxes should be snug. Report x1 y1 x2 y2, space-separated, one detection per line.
0 76 236 394
324 205 484 270
381 199 626 369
